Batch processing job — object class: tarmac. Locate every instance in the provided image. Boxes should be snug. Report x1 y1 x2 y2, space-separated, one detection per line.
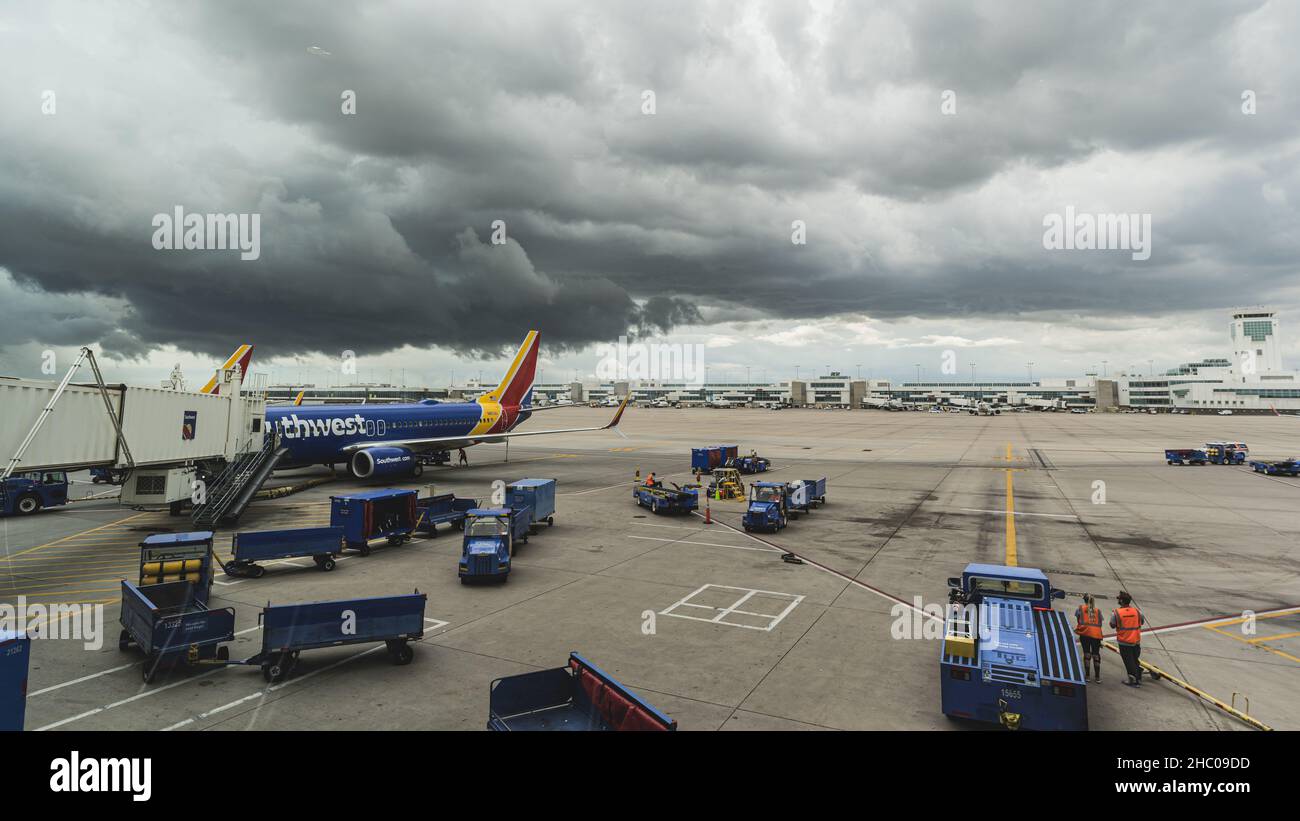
3 407 1297 731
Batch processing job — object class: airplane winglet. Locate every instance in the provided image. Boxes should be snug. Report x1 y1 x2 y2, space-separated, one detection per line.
603 395 631 430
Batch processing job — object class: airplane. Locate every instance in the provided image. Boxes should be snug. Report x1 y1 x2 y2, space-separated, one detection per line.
264 331 628 478
199 344 254 395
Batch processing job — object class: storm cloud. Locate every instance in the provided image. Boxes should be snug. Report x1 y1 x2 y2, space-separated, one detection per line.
1 0 1298 367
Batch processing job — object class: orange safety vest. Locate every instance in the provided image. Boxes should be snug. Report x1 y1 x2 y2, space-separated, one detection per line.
1114 606 1142 644
1075 605 1102 639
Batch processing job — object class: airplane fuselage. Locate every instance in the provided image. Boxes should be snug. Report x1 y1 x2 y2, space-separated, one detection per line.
265 397 529 468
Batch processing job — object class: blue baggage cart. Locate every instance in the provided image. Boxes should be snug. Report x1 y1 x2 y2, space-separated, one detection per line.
118 580 236 683
244 591 428 682
690 445 738 472
487 652 676 731
330 489 419 555
224 526 346 577
0 630 31 731
1164 448 1207 465
507 478 557 530
789 477 827 512
414 493 479 536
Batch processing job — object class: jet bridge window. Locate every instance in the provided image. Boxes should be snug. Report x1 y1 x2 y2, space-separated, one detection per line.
969 576 1043 600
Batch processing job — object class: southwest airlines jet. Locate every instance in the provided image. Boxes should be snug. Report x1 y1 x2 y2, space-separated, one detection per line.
264 331 627 478
200 344 255 394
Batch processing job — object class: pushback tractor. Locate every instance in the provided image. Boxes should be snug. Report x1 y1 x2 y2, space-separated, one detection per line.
940 564 1088 730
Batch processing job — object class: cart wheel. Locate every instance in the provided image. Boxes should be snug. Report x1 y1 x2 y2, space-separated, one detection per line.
321 557 336 571
394 644 414 666
261 664 273 682
251 565 266 578
118 629 131 652
358 544 372 557
459 576 468 585
547 516 554 527
217 646 230 661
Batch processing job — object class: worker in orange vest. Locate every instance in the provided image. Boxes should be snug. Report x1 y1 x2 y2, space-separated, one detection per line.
645 472 658 487
1074 594 1103 683
1111 591 1146 687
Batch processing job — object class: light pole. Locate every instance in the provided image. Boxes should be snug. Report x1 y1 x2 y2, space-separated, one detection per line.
915 364 922 382
1027 362 1034 382
1101 360 1108 378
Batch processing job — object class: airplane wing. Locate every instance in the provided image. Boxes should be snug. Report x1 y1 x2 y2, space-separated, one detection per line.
339 396 630 454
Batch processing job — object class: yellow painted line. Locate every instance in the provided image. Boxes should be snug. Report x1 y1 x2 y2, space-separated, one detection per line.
1208 608 1300 628
3 512 151 559
1205 625 1300 665
1250 630 1300 642
1004 443 1017 567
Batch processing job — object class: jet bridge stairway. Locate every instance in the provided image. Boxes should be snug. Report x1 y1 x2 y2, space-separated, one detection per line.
191 435 287 527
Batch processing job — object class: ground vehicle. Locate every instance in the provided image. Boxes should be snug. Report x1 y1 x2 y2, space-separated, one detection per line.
119 580 236 683
788 477 827 513
0 470 69 516
743 482 789 532
90 466 126 484
459 507 531 582
414 492 478 536
691 444 739 471
1164 448 1208 465
1069 408 1087 414
1 630 31 730
728 453 772 474
940 564 1087 730
245 592 427 682
330 488 419 554
706 467 746 500
224 526 345 577
1205 441 1248 464
508 478 557 530
487 652 676 731
138 531 218 593
633 482 699 514
1218 409 1233 415
1249 458 1300 476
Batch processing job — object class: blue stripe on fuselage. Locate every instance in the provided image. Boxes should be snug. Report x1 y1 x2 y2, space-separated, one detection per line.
266 401 487 467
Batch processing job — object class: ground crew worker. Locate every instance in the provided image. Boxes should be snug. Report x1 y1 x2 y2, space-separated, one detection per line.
458 448 468 467
645 472 657 487
1111 591 1146 687
1074 594 1103 683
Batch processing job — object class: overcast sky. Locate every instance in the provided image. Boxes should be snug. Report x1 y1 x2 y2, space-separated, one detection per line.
2 0 1298 387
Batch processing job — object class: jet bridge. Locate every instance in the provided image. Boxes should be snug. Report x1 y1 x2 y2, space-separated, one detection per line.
0 348 266 512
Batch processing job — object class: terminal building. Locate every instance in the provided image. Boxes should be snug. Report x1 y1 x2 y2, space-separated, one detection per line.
267 308 1299 414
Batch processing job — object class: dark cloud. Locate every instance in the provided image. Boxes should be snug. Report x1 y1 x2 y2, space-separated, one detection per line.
0 0 1298 365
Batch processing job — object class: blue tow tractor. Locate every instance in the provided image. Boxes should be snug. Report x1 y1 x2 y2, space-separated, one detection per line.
488 652 677 731
224 526 346 577
1205 441 1249 465
633 481 699 514
743 481 790 532
1 630 32 731
459 507 531 582
728 452 772 474
0 470 69 517
330 488 420 555
940 564 1088 730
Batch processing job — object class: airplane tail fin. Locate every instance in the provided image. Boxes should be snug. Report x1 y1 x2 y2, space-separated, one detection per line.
200 344 254 395
486 331 540 408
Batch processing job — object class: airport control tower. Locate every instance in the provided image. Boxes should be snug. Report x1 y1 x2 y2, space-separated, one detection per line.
1230 307 1283 376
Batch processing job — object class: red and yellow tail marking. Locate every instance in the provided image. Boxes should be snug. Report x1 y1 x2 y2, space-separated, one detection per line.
200 344 254 395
